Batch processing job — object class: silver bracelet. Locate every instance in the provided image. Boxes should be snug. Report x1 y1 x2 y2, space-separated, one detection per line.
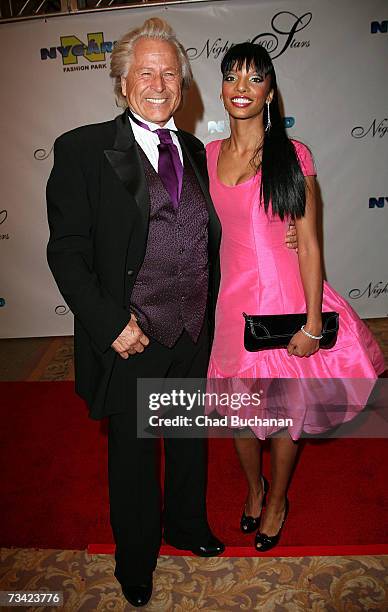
300 325 323 340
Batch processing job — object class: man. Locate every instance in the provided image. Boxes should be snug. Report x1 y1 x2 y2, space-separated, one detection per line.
47 18 296 607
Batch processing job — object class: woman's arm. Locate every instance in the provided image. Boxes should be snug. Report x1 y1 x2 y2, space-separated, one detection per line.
287 175 323 357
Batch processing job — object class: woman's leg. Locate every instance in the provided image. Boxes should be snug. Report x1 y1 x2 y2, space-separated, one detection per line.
234 432 264 516
257 435 298 541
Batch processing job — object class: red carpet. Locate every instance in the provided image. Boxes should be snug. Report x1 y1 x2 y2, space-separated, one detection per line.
1 382 387 556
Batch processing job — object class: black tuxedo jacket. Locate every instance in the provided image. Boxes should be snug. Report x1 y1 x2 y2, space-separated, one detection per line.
47 110 221 418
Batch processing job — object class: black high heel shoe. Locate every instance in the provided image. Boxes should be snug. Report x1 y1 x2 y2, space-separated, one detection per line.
255 498 289 552
240 475 269 534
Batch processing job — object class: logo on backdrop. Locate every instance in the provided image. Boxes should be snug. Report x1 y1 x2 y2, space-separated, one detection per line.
40 32 114 72
208 120 226 135
55 305 70 316
351 118 388 138
34 145 54 161
208 116 295 134
349 282 388 300
371 20 387 34
369 197 387 209
284 117 295 128
187 11 312 61
0 210 9 241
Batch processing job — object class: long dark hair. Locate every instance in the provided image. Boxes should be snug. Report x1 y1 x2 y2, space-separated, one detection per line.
221 42 306 220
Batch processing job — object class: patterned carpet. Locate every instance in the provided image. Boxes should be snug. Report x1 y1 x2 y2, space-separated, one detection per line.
1 549 388 611
0 319 387 610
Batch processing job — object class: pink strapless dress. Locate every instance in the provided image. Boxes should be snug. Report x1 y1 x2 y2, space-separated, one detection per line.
206 139 385 439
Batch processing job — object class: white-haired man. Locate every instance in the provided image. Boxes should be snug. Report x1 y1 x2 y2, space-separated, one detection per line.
47 18 224 608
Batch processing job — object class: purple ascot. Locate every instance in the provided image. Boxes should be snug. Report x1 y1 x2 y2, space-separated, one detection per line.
129 110 183 209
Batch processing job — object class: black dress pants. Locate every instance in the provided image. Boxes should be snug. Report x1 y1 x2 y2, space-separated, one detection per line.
108 327 212 586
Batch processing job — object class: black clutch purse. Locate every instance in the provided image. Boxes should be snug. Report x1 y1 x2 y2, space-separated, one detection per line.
243 311 339 351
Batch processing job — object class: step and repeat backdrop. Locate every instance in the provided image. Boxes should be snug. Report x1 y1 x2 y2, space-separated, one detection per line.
0 0 387 337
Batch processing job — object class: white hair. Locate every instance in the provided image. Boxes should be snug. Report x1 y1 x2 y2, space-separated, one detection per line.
110 17 193 108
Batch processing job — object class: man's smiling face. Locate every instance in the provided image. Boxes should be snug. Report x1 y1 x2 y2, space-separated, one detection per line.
121 37 183 126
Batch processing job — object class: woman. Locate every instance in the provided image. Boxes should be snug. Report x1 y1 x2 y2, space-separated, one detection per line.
206 43 385 551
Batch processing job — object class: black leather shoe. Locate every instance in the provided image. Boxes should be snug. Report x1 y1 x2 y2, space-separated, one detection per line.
255 498 289 552
121 580 153 607
166 534 225 557
240 475 269 534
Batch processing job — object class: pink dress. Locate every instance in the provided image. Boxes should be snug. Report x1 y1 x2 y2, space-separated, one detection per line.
206 139 385 439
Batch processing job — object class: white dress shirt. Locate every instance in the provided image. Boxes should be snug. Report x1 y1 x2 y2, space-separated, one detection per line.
128 109 183 172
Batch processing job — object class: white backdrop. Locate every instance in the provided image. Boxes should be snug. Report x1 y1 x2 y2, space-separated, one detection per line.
0 0 387 338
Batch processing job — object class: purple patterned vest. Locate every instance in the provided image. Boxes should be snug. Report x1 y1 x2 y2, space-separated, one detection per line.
130 148 209 347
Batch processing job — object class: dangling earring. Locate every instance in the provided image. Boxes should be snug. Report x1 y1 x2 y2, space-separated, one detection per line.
221 94 230 125
265 100 271 133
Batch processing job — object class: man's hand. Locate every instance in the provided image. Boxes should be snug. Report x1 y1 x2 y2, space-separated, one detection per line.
111 314 149 359
285 220 298 250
